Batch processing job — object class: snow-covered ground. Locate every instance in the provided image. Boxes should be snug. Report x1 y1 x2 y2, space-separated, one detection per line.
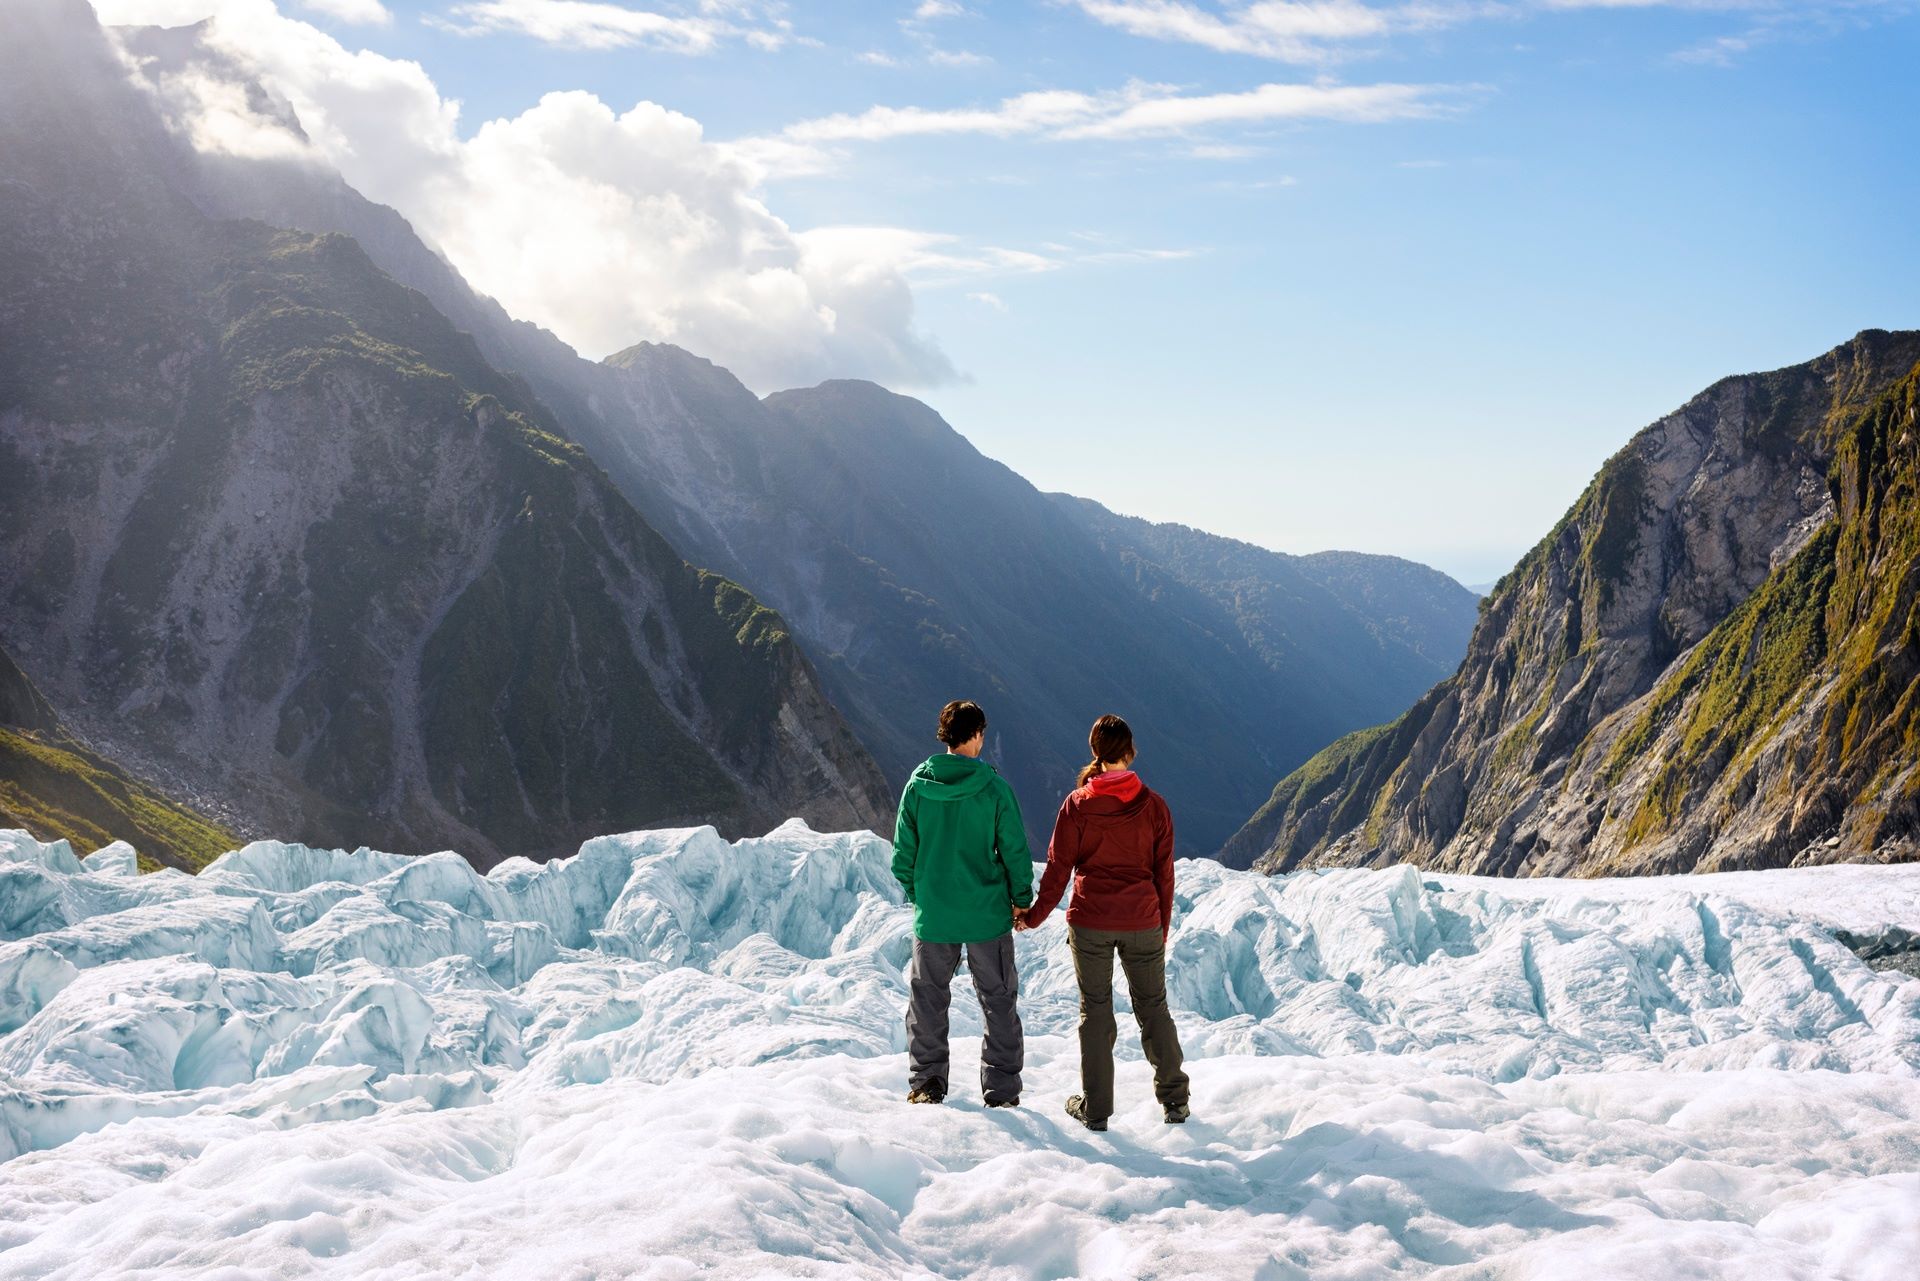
3 823 1918 1279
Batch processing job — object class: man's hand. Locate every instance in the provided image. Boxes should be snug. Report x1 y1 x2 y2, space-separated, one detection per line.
1012 903 1031 932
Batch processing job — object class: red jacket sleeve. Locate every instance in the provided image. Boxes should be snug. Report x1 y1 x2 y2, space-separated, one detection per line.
1153 795 1175 936
1024 796 1081 928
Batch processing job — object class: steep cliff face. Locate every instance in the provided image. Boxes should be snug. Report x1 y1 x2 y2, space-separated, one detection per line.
1228 332 1920 874
0 0 890 865
1587 361 1920 871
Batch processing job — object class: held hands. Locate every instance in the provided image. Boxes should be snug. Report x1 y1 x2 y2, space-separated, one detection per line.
1012 902 1033 932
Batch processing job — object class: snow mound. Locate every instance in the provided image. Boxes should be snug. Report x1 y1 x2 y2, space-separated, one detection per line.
3 822 1918 1278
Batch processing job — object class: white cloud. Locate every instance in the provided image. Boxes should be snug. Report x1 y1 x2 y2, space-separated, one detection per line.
901 0 985 67
435 0 799 53
1188 141 1263 158
775 77 1457 149
798 227 1059 284
1060 79 1455 136
927 47 991 66
1066 0 1413 62
102 0 953 391
1068 1 1914 65
780 87 1131 143
967 290 1007 310
299 0 390 24
797 227 1196 289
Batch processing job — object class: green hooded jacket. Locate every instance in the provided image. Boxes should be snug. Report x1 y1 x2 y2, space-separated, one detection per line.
892 753 1035 943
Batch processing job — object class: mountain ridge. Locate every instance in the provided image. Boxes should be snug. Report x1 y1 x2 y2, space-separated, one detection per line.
1226 328 1920 874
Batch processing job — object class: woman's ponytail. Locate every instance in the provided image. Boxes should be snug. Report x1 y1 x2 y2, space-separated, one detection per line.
1075 714 1135 789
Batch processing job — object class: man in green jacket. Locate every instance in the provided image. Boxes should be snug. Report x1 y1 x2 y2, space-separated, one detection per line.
893 699 1035 1107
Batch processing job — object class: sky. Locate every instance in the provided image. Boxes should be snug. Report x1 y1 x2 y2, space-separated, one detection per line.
93 0 1920 584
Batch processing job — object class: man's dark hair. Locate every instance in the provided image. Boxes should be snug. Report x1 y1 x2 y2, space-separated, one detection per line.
937 700 987 747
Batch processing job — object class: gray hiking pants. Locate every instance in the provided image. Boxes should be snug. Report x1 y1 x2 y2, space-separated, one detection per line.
1071 925 1189 1122
906 933 1023 1104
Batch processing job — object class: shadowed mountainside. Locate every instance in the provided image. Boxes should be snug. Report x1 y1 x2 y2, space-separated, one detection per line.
0 0 890 867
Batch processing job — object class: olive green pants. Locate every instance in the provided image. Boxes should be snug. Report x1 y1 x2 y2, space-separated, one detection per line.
1069 925 1189 1122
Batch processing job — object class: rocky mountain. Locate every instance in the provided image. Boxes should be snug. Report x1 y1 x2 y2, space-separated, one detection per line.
0 0 890 866
1054 497 1478 720
102 23 1479 853
648 373 1479 852
1225 330 1920 874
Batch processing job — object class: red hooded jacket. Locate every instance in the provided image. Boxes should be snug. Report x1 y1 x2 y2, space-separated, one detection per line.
1024 770 1174 934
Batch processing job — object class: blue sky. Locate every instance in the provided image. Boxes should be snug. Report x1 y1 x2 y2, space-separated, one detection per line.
105 1 1920 583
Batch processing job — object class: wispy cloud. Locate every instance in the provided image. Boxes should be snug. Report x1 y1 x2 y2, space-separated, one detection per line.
438 0 800 53
967 290 1008 310
1059 80 1460 137
1065 0 1440 62
1656 2 1899 67
1068 0 1914 66
773 77 1463 157
798 227 1198 289
895 0 988 66
1188 141 1263 158
928 47 992 66
779 88 1138 144
799 228 1059 284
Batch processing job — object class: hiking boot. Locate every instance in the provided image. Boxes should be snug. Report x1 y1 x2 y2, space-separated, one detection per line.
1064 1094 1106 1132
1164 1103 1191 1125
985 1097 1020 1109
907 1081 947 1105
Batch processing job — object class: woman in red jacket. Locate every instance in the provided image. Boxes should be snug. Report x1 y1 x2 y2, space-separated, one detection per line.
1017 714 1190 1131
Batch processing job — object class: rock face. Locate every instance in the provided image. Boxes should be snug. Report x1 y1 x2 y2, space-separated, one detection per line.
1227 331 1920 875
0 0 891 866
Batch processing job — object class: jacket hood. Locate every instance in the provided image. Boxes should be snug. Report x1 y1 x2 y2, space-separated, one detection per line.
1073 771 1153 823
1084 769 1143 802
910 752 999 800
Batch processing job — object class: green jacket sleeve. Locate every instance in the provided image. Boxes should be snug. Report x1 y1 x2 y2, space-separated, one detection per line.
891 782 918 904
993 781 1035 908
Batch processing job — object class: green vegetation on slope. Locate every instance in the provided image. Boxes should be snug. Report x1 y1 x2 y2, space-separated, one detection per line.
1606 524 1840 852
1599 359 1920 866
0 651 237 871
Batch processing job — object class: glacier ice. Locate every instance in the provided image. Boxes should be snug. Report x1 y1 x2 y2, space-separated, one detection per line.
1 818 1917 1278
